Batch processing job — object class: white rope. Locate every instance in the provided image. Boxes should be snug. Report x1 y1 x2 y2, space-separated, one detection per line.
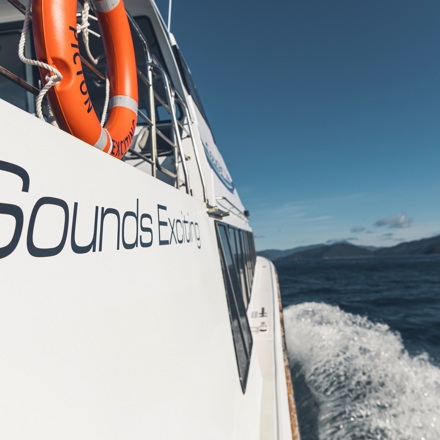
78 0 109 125
19 1 108 125
101 75 110 126
77 0 101 65
18 0 63 122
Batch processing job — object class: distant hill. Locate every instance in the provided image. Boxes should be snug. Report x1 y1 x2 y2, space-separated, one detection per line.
257 249 296 261
275 242 373 264
257 244 321 261
258 234 440 262
375 234 440 256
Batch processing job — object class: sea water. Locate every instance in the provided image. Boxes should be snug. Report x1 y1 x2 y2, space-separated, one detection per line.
278 256 440 440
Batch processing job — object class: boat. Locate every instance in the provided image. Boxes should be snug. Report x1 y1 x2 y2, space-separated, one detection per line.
0 0 300 438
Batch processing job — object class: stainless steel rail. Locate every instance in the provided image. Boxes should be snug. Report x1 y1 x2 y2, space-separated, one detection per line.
175 94 207 203
2 0 208 201
126 11 209 199
216 196 248 221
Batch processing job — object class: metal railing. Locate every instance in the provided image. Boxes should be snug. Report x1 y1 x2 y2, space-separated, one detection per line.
124 12 209 200
215 196 249 221
2 0 208 201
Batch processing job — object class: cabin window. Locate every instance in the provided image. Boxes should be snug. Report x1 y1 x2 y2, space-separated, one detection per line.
135 16 170 77
75 15 178 125
0 26 29 111
229 227 248 308
244 230 256 301
216 222 256 392
172 46 211 126
134 16 178 124
235 229 250 305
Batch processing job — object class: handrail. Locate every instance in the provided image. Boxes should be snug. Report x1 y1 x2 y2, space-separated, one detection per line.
2 2 208 201
175 94 207 203
216 196 248 221
150 61 191 193
126 9 191 192
7 0 26 15
0 65 39 96
156 126 176 148
126 11 157 177
137 109 154 126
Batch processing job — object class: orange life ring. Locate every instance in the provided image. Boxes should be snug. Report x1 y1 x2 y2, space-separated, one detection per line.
32 0 138 159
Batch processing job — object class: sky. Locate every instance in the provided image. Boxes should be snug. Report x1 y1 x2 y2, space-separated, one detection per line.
155 0 440 251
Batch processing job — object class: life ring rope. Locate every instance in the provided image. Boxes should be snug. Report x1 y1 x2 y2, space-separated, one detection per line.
18 0 63 122
32 0 138 159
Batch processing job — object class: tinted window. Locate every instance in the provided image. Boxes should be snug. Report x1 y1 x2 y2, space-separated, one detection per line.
216 222 256 392
218 225 251 389
0 28 28 111
236 229 250 304
135 16 169 73
172 46 210 126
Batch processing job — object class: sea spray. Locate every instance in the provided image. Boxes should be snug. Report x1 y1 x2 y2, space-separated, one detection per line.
284 302 440 440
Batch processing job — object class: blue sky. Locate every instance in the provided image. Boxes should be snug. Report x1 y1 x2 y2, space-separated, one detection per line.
156 0 440 250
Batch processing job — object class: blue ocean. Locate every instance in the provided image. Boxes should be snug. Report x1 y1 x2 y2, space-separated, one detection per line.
278 256 440 440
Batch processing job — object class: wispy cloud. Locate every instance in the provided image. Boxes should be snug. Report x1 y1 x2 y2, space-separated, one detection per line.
381 232 394 240
250 200 334 232
351 226 366 233
374 212 412 229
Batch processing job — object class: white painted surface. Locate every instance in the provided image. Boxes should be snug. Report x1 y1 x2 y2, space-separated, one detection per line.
249 257 296 440
0 101 238 439
0 1 296 436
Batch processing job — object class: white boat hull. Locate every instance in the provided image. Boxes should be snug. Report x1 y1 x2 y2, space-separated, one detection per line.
0 99 298 439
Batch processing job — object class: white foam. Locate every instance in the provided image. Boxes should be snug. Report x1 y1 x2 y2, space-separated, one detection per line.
284 302 440 440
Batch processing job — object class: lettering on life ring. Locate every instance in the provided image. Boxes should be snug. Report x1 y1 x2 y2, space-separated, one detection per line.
32 0 138 159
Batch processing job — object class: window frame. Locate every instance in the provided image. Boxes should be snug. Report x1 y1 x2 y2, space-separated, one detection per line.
215 222 256 392
172 45 211 127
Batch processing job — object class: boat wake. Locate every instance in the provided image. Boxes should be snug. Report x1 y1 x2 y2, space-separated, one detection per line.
283 302 440 440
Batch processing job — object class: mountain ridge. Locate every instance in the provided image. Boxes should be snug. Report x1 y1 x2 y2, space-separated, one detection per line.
257 234 440 262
